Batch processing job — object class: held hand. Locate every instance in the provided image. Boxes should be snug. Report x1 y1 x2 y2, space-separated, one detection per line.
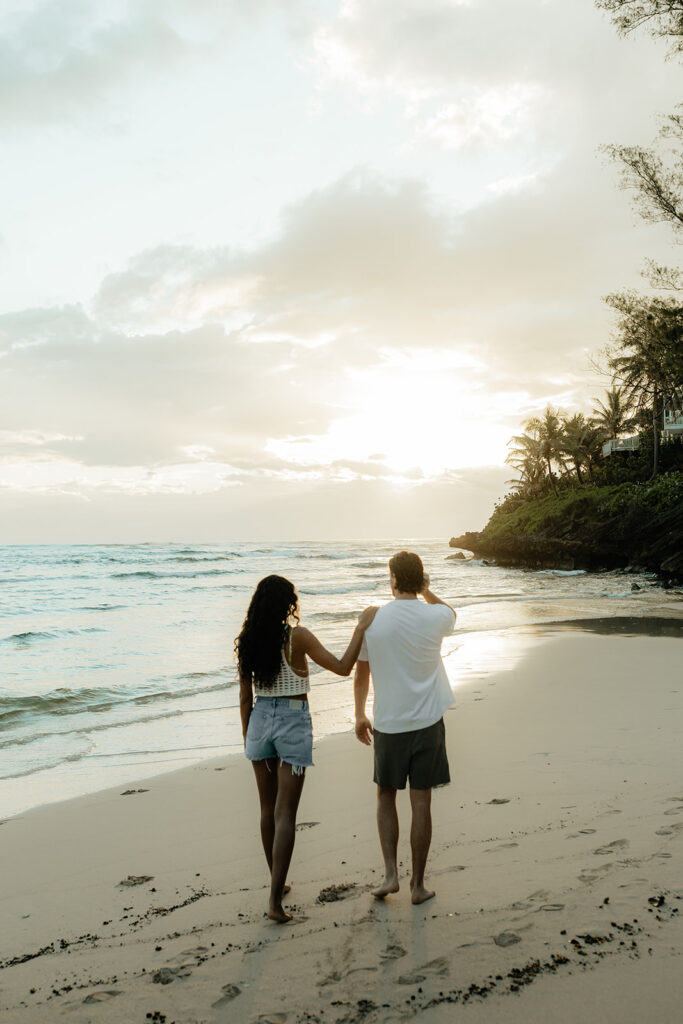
357 605 378 630
355 715 374 746
421 573 431 595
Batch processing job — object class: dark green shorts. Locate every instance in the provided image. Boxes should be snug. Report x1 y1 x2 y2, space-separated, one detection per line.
373 717 450 791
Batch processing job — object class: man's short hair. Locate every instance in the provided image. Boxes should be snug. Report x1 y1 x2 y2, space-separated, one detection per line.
389 550 424 594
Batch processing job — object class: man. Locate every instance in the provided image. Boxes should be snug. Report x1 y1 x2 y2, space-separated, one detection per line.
354 550 456 905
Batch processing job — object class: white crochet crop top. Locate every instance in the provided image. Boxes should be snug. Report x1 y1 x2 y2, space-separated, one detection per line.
253 627 310 697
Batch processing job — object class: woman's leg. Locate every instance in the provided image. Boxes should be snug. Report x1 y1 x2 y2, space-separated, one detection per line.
252 759 279 871
269 762 306 922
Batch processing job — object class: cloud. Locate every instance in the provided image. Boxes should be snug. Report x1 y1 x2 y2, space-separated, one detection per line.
0 0 315 127
1 147 670 508
1 0 678 539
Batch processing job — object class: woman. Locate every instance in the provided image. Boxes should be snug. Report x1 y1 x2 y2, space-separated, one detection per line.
235 575 377 923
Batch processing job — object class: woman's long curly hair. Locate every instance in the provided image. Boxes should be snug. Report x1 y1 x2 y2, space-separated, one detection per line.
234 575 300 688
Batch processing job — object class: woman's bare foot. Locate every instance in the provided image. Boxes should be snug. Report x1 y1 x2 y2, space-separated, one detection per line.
268 904 293 923
411 885 435 905
371 876 400 899
283 883 291 895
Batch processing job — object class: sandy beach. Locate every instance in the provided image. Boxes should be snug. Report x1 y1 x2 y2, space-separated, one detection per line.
2 624 682 1024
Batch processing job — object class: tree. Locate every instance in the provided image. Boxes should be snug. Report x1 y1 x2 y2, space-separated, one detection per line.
599 2 682 288
606 291 683 474
601 110 683 289
592 386 636 437
602 110 683 231
560 413 605 482
521 407 566 495
596 1 683 56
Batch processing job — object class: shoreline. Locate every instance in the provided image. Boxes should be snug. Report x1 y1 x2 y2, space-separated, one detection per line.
4 598 683 823
2 627 682 1022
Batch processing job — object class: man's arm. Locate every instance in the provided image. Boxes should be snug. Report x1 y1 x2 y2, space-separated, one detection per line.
354 659 373 745
421 573 457 622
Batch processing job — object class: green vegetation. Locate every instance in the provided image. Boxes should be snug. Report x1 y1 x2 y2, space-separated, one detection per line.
483 475 683 542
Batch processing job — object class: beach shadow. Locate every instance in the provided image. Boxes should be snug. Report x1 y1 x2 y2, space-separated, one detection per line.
537 616 683 639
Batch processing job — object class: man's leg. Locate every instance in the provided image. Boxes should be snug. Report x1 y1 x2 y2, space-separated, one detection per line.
372 785 400 898
409 787 435 904
269 762 306 923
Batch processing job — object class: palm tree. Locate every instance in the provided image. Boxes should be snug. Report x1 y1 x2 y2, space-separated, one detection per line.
561 413 592 483
592 387 635 439
582 421 609 478
505 432 547 499
523 407 566 495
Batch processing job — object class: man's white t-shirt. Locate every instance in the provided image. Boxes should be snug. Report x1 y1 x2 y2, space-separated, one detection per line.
359 599 456 734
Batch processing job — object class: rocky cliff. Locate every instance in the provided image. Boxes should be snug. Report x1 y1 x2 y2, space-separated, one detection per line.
450 478 683 577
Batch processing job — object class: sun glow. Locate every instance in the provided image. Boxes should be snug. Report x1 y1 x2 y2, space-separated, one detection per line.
267 350 523 477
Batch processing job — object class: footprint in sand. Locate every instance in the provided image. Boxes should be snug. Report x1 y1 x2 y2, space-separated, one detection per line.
578 863 613 883
256 1015 288 1024
120 789 149 796
663 806 683 816
433 864 467 876
152 966 191 984
317 883 357 903
593 840 629 856
118 874 154 887
485 842 519 852
82 991 121 1004
296 821 320 831
655 822 683 836
380 944 407 960
488 798 510 805
398 957 449 985
212 983 241 1007
168 945 209 966
493 932 522 948
511 889 549 910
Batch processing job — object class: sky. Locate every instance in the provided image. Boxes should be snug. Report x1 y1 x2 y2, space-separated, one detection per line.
0 0 679 542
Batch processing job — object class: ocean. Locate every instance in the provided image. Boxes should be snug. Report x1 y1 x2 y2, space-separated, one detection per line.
1 539 680 820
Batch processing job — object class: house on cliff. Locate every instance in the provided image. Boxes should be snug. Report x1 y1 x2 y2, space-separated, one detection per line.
663 391 683 436
603 390 683 456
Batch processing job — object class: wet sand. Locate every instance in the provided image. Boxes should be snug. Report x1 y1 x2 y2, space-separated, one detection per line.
1 626 682 1023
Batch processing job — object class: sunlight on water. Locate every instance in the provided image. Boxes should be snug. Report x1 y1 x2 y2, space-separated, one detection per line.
1 539 681 819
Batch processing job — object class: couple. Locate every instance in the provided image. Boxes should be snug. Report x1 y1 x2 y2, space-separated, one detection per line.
235 550 456 923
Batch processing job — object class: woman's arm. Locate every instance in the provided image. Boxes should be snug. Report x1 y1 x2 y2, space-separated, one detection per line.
239 676 253 744
297 606 378 677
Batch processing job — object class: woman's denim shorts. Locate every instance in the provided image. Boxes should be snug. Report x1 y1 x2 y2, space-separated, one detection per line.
245 697 314 774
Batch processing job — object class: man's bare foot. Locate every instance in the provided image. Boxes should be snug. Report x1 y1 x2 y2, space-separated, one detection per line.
411 885 435 905
268 904 293 923
371 876 400 899
283 883 291 895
